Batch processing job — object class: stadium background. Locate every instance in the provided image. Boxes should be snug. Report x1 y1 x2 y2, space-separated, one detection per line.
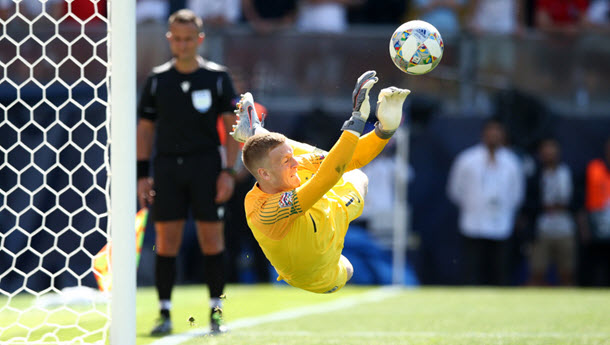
1 0 610 297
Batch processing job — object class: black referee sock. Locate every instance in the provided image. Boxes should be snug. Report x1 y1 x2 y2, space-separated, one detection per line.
204 252 226 299
155 254 176 316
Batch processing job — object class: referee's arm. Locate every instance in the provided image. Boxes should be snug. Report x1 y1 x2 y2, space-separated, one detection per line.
137 118 155 207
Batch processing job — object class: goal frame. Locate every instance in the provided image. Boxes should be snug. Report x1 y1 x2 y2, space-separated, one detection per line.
109 0 136 344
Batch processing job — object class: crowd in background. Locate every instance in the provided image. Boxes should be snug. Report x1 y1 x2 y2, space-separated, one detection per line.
120 0 610 288
446 119 610 287
0 0 609 291
129 0 610 34
130 0 610 287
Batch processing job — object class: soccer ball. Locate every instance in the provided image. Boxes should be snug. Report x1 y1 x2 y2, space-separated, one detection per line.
389 20 444 75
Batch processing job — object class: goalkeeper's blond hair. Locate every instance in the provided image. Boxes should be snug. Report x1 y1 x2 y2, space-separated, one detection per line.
242 132 287 176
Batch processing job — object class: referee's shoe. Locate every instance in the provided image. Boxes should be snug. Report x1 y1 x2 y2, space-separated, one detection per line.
210 307 228 334
150 316 172 336
230 92 263 143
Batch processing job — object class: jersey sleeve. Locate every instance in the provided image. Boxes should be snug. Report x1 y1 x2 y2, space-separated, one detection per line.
293 131 359 212
288 131 388 173
137 74 157 121
346 130 389 171
218 71 237 115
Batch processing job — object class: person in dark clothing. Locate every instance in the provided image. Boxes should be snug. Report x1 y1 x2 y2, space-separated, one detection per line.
136 9 239 335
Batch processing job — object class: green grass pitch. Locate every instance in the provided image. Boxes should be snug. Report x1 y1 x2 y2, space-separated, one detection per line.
1 285 609 345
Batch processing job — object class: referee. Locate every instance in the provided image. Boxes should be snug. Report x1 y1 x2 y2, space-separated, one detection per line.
136 9 239 335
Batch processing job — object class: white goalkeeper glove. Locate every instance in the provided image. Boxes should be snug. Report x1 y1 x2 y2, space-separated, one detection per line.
374 86 410 139
342 70 378 135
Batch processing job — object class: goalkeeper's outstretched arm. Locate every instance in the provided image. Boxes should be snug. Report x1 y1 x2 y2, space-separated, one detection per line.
346 87 410 170
294 71 378 211
284 87 410 171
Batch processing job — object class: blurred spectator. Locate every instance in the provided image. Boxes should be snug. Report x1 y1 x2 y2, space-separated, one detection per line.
0 0 64 84
169 0 187 16
467 0 525 35
137 0 168 24
578 137 610 286
348 0 407 24
0 0 63 20
466 0 525 74
523 0 537 28
447 119 525 285
584 0 610 31
535 0 589 34
296 0 364 33
242 0 297 34
527 139 576 286
187 0 241 28
62 0 107 24
137 0 170 86
412 0 464 35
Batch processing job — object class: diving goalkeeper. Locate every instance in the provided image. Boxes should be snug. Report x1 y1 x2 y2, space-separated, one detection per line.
231 71 409 293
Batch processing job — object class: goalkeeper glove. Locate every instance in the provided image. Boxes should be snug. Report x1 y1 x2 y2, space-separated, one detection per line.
342 70 378 135
374 86 410 139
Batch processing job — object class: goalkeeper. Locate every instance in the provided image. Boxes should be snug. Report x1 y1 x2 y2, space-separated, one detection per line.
231 71 409 293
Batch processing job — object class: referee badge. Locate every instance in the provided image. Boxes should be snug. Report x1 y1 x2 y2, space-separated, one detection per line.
278 191 294 208
192 89 212 113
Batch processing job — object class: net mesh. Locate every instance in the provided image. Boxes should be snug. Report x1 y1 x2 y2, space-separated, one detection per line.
0 1 110 343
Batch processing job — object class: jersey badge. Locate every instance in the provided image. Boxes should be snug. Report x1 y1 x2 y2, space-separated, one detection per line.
192 89 212 113
278 191 294 208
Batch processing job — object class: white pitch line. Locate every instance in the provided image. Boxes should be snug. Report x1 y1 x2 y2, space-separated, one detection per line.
149 286 402 345
229 330 610 339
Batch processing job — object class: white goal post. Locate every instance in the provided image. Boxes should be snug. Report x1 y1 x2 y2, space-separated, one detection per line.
391 126 409 285
0 0 135 344
109 0 136 344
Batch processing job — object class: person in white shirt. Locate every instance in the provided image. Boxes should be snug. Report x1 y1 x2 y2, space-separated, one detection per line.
447 118 524 285
187 0 241 27
466 0 525 74
296 0 363 33
528 138 575 286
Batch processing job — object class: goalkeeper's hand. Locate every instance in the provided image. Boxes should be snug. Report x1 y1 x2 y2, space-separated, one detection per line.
374 86 410 139
352 70 378 121
343 71 378 135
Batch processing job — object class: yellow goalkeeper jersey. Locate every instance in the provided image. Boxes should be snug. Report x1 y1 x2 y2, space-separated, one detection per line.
245 131 389 293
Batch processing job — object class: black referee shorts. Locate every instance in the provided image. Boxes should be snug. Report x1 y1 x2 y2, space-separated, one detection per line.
152 152 223 222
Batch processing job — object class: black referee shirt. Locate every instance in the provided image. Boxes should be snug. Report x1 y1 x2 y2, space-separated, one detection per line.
138 58 237 156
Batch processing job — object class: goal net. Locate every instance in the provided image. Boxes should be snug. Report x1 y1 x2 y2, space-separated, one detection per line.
0 1 135 344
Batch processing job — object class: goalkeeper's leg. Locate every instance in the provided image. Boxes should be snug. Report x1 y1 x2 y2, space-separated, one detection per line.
341 255 354 282
342 169 368 199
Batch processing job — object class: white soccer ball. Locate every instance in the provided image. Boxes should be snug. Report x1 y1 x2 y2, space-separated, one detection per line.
389 20 444 75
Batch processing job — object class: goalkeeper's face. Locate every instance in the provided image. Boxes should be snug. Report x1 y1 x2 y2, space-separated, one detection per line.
264 142 301 192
